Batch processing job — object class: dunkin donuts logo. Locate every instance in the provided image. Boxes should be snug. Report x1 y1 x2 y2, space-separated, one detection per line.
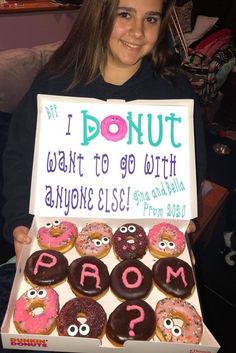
10 338 48 347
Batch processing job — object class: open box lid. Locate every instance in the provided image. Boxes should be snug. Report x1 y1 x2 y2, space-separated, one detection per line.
30 95 197 220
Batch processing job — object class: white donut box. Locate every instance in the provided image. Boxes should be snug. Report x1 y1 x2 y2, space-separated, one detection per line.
1 96 220 353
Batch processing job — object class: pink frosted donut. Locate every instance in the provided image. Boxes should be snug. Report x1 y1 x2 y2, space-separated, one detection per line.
148 222 185 258
13 287 59 335
155 297 203 344
37 220 78 253
75 222 113 258
100 115 127 142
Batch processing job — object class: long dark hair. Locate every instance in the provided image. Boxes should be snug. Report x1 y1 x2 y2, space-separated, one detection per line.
45 0 177 89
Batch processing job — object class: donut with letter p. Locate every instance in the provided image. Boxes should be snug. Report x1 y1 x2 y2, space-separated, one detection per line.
24 249 68 287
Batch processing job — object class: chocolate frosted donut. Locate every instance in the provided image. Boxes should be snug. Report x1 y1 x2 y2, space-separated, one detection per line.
57 297 107 339
68 256 110 298
24 250 68 286
110 259 153 300
113 223 148 260
152 257 195 299
106 299 156 346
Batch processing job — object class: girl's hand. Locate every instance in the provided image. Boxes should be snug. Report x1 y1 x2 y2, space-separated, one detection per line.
13 226 31 264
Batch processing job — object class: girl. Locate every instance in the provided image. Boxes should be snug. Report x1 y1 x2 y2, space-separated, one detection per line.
2 0 206 262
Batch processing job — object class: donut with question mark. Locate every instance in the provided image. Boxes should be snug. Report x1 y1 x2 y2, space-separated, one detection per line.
106 299 156 346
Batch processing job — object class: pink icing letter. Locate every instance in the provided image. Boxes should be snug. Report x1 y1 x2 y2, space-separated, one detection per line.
122 267 143 288
80 263 101 289
33 253 57 275
166 266 187 287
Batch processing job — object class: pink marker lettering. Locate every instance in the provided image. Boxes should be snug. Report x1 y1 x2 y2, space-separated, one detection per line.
33 253 57 275
166 266 187 287
122 267 143 288
80 263 101 289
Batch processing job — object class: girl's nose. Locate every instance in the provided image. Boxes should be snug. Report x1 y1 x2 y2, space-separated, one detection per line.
129 18 144 38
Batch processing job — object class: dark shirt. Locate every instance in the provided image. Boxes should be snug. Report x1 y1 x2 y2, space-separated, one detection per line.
2 59 206 243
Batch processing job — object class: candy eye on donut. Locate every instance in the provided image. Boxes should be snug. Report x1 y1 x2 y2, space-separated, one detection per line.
37 289 47 299
163 318 182 337
158 240 168 249
167 241 176 250
119 226 128 233
172 325 182 337
163 318 173 329
27 289 37 299
128 225 136 233
79 323 90 336
53 220 61 227
45 223 52 229
67 324 79 337
102 237 110 245
92 239 102 247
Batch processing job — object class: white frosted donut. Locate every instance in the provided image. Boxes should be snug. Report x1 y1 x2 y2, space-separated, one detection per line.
155 297 203 344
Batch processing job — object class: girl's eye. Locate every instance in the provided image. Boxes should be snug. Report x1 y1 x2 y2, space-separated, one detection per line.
118 11 131 19
146 16 158 24
146 13 162 24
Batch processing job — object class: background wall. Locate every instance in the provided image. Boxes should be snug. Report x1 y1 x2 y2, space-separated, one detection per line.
0 10 79 51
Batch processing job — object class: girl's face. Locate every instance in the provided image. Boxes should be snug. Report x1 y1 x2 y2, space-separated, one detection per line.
106 0 163 79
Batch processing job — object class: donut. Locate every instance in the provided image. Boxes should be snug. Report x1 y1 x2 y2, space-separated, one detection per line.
57 297 107 339
152 258 195 299
110 259 153 300
24 250 68 287
155 297 203 344
106 299 156 346
13 287 59 335
113 223 148 260
100 115 127 142
37 220 78 253
68 256 110 299
75 222 112 258
148 222 185 258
